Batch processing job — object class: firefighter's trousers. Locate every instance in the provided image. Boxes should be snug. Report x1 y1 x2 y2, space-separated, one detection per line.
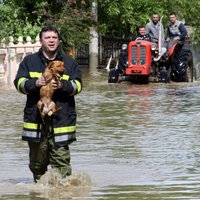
28 120 72 182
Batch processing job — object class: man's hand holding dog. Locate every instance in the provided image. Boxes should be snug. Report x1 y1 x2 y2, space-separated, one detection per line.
36 76 63 89
51 78 63 90
36 76 46 87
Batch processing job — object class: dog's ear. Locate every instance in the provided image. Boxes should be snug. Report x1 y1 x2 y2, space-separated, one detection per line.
48 61 55 69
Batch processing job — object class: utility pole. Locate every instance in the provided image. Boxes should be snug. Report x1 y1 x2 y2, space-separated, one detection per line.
89 0 98 71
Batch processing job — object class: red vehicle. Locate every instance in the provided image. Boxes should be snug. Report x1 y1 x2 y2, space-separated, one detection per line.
126 40 153 82
108 39 195 83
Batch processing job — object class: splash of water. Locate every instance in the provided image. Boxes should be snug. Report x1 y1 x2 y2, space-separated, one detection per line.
37 169 92 187
23 169 93 199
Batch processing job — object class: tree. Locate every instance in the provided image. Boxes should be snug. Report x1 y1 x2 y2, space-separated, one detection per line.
0 0 199 49
0 0 92 52
98 0 200 39
0 0 42 43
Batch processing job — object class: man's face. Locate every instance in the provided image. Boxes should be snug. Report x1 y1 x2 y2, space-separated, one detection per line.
169 14 176 23
152 14 159 23
40 31 59 53
139 28 145 36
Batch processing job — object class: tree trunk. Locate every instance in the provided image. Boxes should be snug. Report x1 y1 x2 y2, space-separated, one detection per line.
89 1 98 71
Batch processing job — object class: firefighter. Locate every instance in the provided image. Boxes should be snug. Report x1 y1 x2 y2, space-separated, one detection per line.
14 25 82 182
166 12 188 48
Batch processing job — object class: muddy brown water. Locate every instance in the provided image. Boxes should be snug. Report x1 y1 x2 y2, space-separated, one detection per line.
1 68 200 199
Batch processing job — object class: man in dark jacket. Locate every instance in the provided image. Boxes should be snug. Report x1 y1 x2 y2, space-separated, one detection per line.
166 12 188 47
135 26 151 41
14 25 82 182
118 43 128 74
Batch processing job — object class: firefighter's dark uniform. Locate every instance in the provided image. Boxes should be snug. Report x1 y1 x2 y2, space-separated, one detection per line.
14 48 82 181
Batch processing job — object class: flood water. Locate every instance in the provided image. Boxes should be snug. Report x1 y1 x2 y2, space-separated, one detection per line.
1 68 200 199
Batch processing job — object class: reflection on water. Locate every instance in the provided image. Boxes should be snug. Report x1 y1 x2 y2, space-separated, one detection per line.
1 68 200 199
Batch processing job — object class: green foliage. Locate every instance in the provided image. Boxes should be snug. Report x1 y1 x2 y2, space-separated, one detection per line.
40 0 91 52
0 0 199 49
0 0 43 44
98 0 200 40
0 0 91 51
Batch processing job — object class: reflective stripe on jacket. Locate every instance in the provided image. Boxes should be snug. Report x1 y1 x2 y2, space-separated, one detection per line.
22 122 76 146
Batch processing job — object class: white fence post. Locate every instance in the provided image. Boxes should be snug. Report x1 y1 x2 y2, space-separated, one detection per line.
0 49 7 85
0 35 41 87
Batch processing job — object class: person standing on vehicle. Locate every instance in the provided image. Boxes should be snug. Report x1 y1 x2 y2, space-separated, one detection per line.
166 12 188 47
145 13 165 43
145 13 167 59
14 25 82 182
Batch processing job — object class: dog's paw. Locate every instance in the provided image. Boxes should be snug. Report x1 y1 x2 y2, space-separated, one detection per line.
48 110 53 116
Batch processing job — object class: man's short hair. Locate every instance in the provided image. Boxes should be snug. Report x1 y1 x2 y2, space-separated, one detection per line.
169 12 177 16
152 13 159 17
138 25 145 29
39 25 60 39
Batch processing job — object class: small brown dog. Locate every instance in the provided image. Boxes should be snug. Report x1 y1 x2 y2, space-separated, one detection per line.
37 60 65 120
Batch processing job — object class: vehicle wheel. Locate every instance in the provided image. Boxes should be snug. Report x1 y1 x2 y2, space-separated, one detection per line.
171 48 194 82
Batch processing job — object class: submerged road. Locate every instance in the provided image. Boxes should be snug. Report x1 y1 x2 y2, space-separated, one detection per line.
1 68 200 199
